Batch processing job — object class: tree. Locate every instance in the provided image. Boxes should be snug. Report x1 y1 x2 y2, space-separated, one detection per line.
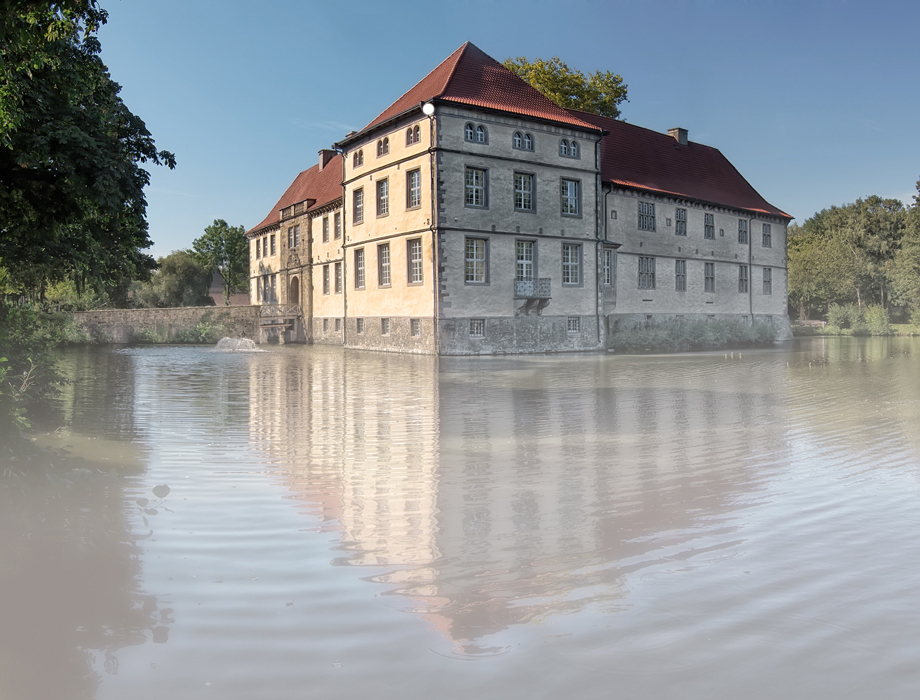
502 56 628 119
130 251 213 308
891 204 920 315
0 1 175 297
192 220 249 305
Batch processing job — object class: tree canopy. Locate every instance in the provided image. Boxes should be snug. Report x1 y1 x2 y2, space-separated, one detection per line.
0 0 175 297
130 251 213 309
192 220 249 305
502 56 628 119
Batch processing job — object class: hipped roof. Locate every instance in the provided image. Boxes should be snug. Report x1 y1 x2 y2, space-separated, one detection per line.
248 154 343 235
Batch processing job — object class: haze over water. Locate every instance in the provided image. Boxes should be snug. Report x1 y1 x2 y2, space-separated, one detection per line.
3 337 920 699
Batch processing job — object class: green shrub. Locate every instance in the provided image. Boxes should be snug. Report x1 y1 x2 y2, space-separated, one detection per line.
910 307 920 328
863 305 891 335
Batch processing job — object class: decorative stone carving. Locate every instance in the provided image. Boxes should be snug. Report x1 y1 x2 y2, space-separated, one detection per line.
286 251 300 268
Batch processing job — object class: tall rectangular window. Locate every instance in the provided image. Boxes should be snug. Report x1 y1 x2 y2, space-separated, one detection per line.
675 208 687 236
381 318 390 335
353 188 364 224
354 249 365 289
704 262 715 292
270 234 276 255
514 173 534 211
407 169 421 209
560 179 579 216
763 267 772 295
377 179 389 216
465 238 487 283
738 219 748 244
739 265 749 293
602 248 613 285
638 256 656 289
410 319 421 337
255 239 260 259
762 223 772 248
675 259 686 291
378 243 390 286
288 226 294 248
516 240 534 281
704 213 715 239
322 217 329 242
562 243 580 285
323 264 330 295
335 262 342 293
465 167 486 207
638 201 656 231
408 238 423 284
293 224 300 247
334 212 341 239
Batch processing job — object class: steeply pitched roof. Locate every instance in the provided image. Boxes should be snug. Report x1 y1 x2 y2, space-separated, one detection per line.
359 42 601 135
248 154 344 234
573 110 791 220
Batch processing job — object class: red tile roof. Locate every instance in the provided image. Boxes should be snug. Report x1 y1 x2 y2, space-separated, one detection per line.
359 42 602 135
572 110 792 220
248 154 344 235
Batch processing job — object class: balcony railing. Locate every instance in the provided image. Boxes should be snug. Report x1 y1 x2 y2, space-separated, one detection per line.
514 278 551 299
260 304 302 318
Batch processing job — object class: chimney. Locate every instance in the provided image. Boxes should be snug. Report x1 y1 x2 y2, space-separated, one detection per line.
318 149 336 171
668 127 688 146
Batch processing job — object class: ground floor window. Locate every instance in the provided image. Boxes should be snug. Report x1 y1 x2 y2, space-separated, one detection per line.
356 318 364 334
638 256 655 289
410 319 421 337
469 319 485 338
567 317 580 333
381 318 390 335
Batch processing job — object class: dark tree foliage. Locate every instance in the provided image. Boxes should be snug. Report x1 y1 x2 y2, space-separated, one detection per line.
0 0 175 297
192 220 249 305
130 250 214 309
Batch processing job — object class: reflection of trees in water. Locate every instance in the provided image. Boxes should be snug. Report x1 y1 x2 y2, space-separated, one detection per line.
0 467 162 699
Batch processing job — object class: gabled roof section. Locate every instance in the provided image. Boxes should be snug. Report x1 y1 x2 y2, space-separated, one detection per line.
248 154 344 235
361 42 601 134
572 110 791 220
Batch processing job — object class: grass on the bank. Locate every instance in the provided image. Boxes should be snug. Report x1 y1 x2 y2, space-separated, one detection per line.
608 318 778 354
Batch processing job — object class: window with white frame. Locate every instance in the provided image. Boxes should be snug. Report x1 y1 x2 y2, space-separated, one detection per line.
704 262 715 292
293 225 300 247
287 226 294 248
355 248 365 289
376 179 389 216
570 140 579 158
334 212 341 239
465 123 474 141
638 256 655 289
561 179 579 216
469 319 485 338
523 133 533 150
513 131 523 149
738 218 748 244
335 262 342 294
675 259 686 291
407 169 421 209
705 213 715 239
407 124 421 145
323 264 330 295
465 237 487 283
602 248 613 285
567 317 580 333
559 139 569 156
514 173 533 211
675 208 687 236
562 243 581 285
516 240 534 281
476 125 486 143
763 267 772 294
465 167 486 207
762 223 772 248
353 188 364 224
270 234 276 255
638 201 656 231
739 265 749 293
353 150 363 168
378 243 390 286
408 238 423 284
322 217 329 242
377 137 389 157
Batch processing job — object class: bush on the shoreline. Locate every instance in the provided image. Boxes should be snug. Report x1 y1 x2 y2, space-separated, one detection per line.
796 303 900 337
608 318 777 354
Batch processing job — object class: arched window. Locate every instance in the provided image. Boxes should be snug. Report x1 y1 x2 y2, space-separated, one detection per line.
353 150 364 167
476 125 486 143
413 124 420 143
570 140 579 158
560 139 569 156
406 127 414 145
465 123 475 141
377 140 384 157
377 137 389 157
513 131 523 148
357 150 363 166
523 133 533 150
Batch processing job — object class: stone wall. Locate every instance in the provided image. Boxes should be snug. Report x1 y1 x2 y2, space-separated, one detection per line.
75 306 259 343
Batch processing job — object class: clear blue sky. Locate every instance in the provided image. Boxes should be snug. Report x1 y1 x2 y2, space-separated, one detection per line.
98 0 920 259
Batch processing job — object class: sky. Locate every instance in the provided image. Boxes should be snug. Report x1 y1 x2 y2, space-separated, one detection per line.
97 0 920 259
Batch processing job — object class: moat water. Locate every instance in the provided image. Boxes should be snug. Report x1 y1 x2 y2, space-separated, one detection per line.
3 337 920 699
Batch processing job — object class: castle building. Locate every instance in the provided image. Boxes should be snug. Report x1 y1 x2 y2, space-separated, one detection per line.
246 42 792 353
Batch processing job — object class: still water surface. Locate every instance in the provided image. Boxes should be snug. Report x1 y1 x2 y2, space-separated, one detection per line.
3 338 920 699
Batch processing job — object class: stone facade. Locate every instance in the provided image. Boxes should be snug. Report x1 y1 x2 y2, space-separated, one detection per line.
75 306 259 343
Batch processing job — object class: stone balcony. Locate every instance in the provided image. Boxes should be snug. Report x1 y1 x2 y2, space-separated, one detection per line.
514 278 551 315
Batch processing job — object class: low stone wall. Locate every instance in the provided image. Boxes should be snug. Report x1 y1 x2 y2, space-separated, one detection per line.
75 306 260 343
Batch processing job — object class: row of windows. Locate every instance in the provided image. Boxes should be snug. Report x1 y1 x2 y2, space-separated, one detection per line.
463 239 584 286
320 317 425 338
464 122 580 158
351 125 424 168
464 167 581 216
254 233 276 259
637 203 774 246
327 239 424 293
467 316 581 338
321 213 342 243
256 273 277 302
637 257 773 294
352 170 422 223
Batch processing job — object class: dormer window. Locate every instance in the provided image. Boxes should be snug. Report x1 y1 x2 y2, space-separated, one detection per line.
353 150 364 167
377 137 389 157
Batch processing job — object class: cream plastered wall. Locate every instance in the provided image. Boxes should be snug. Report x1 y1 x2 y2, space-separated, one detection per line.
343 116 436 320
311 204 346 321
250 227 281 303
435 108 602 320
606 189 788 318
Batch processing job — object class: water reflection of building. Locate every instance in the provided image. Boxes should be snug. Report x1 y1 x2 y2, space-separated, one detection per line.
251 348 792 652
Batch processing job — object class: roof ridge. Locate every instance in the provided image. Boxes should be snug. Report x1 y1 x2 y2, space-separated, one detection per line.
440 41 472 96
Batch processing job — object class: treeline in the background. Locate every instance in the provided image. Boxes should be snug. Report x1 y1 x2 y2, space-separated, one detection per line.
788 181 920 328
